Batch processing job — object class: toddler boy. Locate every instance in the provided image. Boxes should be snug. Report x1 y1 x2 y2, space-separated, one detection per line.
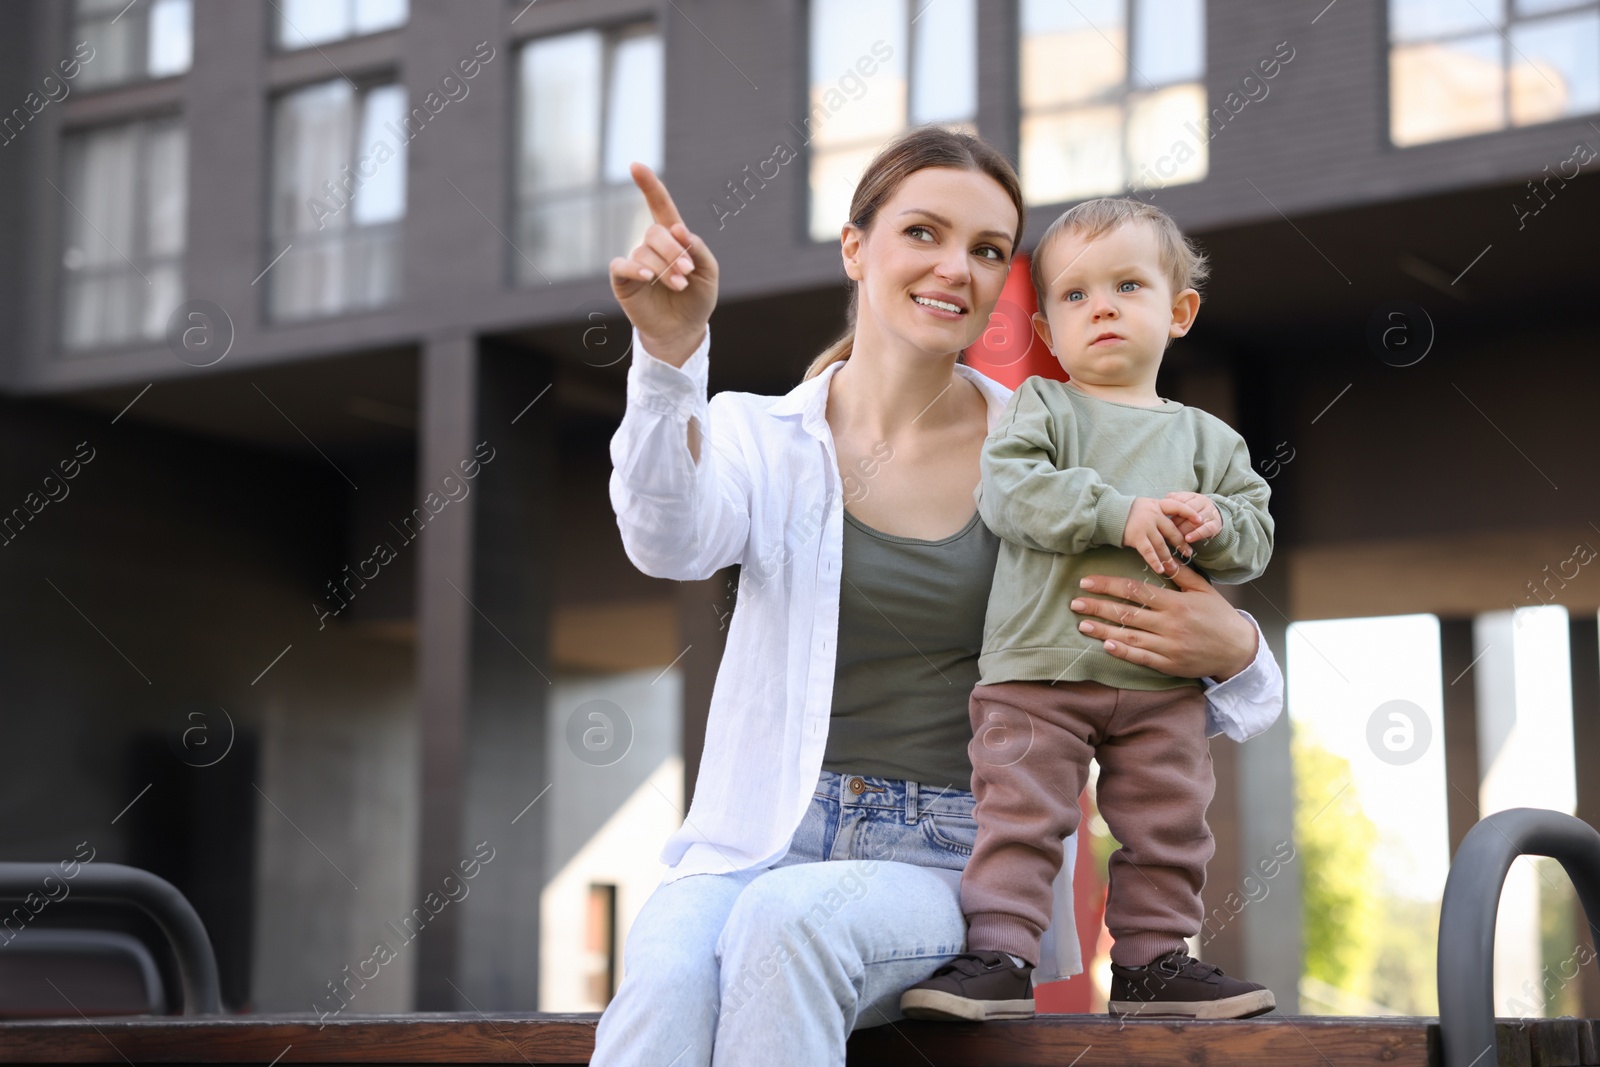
902 198 1275 1021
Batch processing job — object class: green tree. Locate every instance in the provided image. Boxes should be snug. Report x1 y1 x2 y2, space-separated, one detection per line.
1537 859 1582 1018
1294 727 1379 995
1368 896 1439 1015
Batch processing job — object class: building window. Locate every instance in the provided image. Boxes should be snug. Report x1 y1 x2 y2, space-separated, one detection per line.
806 0 978 241
515 24 662 285
75 0 193 90
1018 0 1207 206
60 118 186 351
268 80 406 322
275 0 408 50
1390 0 1600 146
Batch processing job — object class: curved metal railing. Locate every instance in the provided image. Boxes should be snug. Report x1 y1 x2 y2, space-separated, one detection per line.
0 861 221 1015
1438 808 1600 1067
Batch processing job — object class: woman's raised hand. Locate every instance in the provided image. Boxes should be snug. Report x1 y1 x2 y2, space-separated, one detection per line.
609 163 719 368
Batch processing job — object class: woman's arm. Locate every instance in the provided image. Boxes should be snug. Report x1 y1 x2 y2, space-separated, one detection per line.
608 164 751 581
1067 562 1283 741
608 329 754 581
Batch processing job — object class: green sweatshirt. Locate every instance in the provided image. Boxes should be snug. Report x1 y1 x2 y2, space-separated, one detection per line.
975 377 1274 691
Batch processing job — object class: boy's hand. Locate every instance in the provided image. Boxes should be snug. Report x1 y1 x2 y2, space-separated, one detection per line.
1165 491 1223 543
1122 497 1204 576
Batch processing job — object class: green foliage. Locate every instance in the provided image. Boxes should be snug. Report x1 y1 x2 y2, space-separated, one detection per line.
1537 859 1583 1018
1293 727 1378 995
1368 896 1439 1015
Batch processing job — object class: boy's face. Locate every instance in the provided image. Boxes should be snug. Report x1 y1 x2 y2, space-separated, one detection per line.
1030 220 1199 392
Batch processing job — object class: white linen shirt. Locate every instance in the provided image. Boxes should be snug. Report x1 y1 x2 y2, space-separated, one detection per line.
608 326 1285 980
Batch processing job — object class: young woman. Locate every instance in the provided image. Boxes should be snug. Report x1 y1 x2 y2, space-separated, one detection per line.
595 127 1282 1066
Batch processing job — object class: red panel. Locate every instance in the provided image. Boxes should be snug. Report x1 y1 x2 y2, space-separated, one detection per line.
960 252 1068 389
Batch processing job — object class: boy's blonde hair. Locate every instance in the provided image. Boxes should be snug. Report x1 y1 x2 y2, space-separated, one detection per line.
1029 198 1210 305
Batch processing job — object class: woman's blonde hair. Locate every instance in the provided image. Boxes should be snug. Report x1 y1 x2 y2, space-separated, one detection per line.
801 126 1025 381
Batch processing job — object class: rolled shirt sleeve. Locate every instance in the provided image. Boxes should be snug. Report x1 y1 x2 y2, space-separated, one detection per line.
1201 611 1284 741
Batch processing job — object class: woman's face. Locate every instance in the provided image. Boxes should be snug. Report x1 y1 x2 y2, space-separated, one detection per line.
841 167 1018 358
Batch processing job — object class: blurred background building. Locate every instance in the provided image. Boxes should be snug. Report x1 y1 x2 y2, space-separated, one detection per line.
0 0 1597 1020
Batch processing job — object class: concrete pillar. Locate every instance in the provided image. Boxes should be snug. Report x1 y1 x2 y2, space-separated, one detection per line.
1568 613 1600 1019
412 335 558 1010
1233 569 1302 1014
1439 618 1482 858
454 344 557 1010
412 332 478 1008
1472 613 1541 1018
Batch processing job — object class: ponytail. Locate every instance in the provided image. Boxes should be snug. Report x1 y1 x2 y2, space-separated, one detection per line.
803 330 854 381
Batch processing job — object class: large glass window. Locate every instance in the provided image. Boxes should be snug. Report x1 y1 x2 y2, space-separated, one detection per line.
806 0 978 241
276 0 408 50
75 0 193 90
1018 0 1207 206
268 79 406 322
60 118 186 350
1390 0 1600 146
515 24 662 285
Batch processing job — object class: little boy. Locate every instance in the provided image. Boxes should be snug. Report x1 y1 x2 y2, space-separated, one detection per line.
902 198 1275 1021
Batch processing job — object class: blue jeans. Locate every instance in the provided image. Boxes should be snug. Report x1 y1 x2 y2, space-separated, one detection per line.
589 771 978 1067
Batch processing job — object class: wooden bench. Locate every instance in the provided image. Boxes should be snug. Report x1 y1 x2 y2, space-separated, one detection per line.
2 1013 1597 1066
8 819 1600 1067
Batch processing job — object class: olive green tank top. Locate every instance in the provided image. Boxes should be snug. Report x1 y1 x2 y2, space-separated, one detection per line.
821 506 1001 792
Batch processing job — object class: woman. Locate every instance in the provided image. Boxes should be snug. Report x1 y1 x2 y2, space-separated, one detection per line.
596 127 1281 1065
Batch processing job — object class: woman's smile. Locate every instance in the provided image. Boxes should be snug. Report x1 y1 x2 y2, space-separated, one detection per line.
911 291 969 320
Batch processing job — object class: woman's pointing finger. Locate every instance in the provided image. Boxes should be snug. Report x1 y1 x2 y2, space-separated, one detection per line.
631 162 685 229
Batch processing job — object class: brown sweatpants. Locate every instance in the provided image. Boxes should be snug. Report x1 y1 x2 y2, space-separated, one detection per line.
961 678 1215 968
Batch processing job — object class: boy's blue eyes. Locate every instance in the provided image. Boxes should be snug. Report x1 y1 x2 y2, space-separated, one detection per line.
1064 281 1142 300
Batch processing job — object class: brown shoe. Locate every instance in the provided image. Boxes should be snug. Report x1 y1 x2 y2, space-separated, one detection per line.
1108 950 1275 1019
900 951 1035 1022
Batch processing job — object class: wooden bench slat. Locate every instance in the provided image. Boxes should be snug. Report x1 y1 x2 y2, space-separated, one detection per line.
847 1016 1432 1066
1530 1019 1588 1067
1 1013 1596 1066
0 1015 600 1065
1500 1020 1536 1067
1583 1019 1600 1065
